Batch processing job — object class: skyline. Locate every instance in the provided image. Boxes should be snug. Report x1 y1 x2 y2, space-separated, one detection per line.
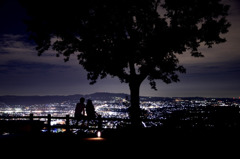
0 0 240 98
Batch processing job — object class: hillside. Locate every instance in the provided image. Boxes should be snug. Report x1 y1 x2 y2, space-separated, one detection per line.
0 92 237 105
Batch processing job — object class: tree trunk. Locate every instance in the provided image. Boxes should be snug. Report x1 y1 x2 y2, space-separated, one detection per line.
129 80 142 128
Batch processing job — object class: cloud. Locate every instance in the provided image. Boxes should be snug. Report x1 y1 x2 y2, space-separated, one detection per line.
0 34 81 67
0 34 31 53
0 33 92 95
0 60 72 74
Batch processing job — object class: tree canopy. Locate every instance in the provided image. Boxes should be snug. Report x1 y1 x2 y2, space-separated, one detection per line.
20 0 230 126
20 0 230 89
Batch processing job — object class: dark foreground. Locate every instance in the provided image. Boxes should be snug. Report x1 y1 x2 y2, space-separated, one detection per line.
0 128 239 157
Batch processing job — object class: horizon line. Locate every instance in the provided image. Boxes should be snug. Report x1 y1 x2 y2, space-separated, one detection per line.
0 92 239 99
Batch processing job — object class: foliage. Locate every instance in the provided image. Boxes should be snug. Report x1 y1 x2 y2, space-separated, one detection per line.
20 0 230 90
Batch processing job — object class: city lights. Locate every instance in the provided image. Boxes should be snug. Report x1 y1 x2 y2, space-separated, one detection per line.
0 96 240 133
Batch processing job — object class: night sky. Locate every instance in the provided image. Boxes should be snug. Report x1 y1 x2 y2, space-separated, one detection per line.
0 0 240 98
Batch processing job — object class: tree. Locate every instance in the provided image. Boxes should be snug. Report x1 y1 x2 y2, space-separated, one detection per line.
19 0 230 127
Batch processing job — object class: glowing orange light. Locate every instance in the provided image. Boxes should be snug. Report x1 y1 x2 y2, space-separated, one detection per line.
83 137 105 141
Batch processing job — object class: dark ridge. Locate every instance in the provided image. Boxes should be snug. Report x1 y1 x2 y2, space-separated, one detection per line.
0 92 238 105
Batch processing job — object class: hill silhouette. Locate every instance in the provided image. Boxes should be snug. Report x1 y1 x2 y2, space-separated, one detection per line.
0 92 167 105
0 92 238 105
0 94 83 105
0 92 130 105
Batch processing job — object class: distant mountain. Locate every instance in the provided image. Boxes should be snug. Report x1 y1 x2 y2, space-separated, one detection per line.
0 92 237 105
0 94 83 105
0 92 130 105
84 92 130 101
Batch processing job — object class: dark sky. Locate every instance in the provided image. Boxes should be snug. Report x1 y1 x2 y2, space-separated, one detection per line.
0 0 240 98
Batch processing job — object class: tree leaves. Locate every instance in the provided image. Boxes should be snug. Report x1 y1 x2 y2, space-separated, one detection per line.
20 0 230 89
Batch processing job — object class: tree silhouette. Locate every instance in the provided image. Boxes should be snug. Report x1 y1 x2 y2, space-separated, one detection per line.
19 0 230 127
